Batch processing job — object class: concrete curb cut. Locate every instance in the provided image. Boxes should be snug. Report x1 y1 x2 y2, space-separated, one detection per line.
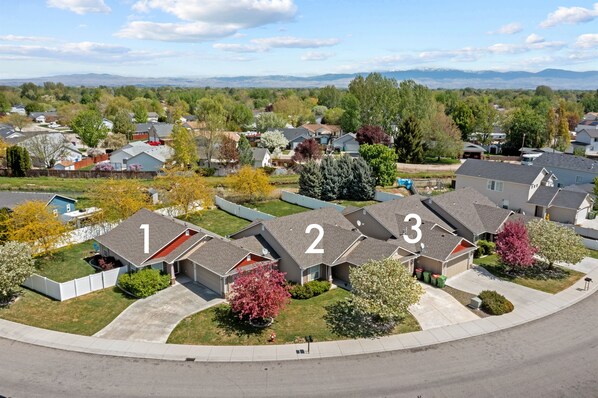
0 272 596 363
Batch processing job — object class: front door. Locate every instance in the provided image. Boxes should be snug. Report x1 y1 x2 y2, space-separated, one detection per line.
174 261 180 275
535 206 543 217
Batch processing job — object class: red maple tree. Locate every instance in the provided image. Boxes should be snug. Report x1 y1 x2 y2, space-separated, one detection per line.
355 125 391 146
495 221 537 268
228 262 290 321
292 138 321 162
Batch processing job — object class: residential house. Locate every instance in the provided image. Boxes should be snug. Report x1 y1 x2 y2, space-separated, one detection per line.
576 119 598 133
584 112 598 121
134 123 153 135
301 123 342 145
455 159 592 224
147 112 159 123
149 123 174 143
0 123 16 140
7 131 83 167
277 127 311 149
95 209 272 295
252 147 272 168
0 191 77 216
229 207 417 286
10 105 26 115
530 152 598 186
332 133 360 155
343 196 476 278
569 129 598 156
102 118 113 131
29 111 58 123
110 141 172 171
462 142 485 159
424 187 513 242
53 160 75 170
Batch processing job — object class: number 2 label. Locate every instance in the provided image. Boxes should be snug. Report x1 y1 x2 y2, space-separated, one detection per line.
403 214 422 244
305 224 324 254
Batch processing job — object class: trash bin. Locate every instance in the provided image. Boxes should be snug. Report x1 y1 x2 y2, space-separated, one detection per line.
423 271 431 284
415 268 423 280
436 275 447 288
431 274 439 286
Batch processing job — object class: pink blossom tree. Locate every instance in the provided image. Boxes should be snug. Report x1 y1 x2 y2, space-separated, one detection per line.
92 162 114 171
228 262 290 322
495 221 537 268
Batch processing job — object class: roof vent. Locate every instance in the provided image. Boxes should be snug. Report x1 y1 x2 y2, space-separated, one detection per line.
262 248 269 256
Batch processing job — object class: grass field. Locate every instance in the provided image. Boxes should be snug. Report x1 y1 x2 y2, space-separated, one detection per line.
0 287 135 336
474 255 585 294
167 289 420 345
35 241 97 282
397 171 456 178
249 199 309 217
183 209 251 236
424 157 461 165
333 200 379 208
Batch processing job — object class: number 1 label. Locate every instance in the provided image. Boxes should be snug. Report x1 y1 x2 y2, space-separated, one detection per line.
140 224 149 254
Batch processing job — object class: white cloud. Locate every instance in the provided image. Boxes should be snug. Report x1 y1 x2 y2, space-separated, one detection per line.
301 51 334 61
540 3 598 28
47 0 111 14
0 34 54 42
488 22 523 35
574 33 598 48
214 36 339 53
118 0 297 42
525 33 544 44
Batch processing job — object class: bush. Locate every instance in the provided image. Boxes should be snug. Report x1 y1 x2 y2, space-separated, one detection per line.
198 167 216 177
260 166 276 175
478 290 514 315
288 280 331 299
118 268 170 298
475 240 496 258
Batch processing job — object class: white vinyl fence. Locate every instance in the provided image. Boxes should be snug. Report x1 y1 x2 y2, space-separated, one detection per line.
22 266 128 301
215 196 275 222
374 190 403 202
281 191 345 212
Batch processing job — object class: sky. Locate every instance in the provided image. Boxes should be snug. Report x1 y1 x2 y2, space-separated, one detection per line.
0 0 597 78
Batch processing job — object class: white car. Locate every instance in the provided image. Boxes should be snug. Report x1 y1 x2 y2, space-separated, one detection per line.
48 122 60 128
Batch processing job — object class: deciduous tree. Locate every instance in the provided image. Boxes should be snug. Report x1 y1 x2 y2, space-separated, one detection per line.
527 219 586 268
3 113 30 132
112 109 135 139
339 93 361 133
355 125 391 145
102 133 128 150
226 166 273 202
155 169 213 219
292 138 321 162
22 133 69 168
218 135 239 169
259 130 288 152
196 98 226 167
71 109 108 148
495 221 537 268
88 179 152 223
298 161 322 199
0 241 35 302
359 144 398 187
171 124 198 168
256 112 286 133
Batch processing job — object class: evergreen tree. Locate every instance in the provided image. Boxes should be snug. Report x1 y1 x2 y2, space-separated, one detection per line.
336 155 354 199
320 156 340 200
298 161 322 199
556 101 570 151
395 116 424 164
237 135 254 166
351 157 375 200
7 146 31 177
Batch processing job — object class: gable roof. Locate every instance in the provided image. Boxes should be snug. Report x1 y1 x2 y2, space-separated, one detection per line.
301 124 341 135
275 127 311 142
0 191 76 210
528 186 590 209
252 147 270 162
231 235 279 259
150 123 174 137
463 142 485 153
578 119 598 127
128 145 173 163
134 123 153 133
111 141 153 158
336 238 400 266
533 152 598 174
185 238 254 276
577 128 598 138
332 133 357 145
456 159 549 185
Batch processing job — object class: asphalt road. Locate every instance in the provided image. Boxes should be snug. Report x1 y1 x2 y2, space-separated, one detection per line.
1 292 597 398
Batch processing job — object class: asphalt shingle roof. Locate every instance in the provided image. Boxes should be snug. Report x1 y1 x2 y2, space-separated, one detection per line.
231 235 278 259
533 152 598 174
0 191 75 210
337 238 399 266
185 238 252 276
528 186 559 207
551 190 589 209
456 159 547 185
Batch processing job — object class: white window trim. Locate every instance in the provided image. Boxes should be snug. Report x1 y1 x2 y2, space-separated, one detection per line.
487 179 503 192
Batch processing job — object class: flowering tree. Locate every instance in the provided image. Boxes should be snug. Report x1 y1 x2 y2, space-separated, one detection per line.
495 221 537 268
356 125 391 145
93 162 114 171
226 166 273 202
128 164 143 172
0 241 35 302
292 138 321 162
259 130 288 152
228 262 290 322
527 219 586 268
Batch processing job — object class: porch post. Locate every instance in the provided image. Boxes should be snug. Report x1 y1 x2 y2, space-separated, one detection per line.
167 263 176 285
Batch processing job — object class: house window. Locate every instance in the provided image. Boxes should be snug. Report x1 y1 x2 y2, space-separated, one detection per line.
307 265 320 281
487 180 503 192
576 176 583 183
66 204 71 212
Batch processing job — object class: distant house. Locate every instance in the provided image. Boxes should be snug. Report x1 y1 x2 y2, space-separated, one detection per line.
29 111 58 123
277 127 311 149
462 142 485 159
576 119 598 132
149 123 174 143
102 118 113 131
53 160 75 171
10 105 26 115
7 132 82 167
110 141 172 171
530 152 598 186
301 123 342 144
134 123 152 135
332 133 359 155
584 112 598 121
147 112 159 123
0 191 77 216
0 123 16 139
456 159 592 224
252 147 271 168
570 129 598 156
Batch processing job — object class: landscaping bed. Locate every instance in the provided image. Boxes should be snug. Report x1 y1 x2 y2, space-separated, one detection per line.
474 255 585 294
182 209 251 237
167 289 420 345
0 287 135 336
35 241 97 282
442 286 490 318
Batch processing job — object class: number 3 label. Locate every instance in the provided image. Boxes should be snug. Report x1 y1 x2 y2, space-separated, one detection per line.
403 214 422 244
305 224 324 254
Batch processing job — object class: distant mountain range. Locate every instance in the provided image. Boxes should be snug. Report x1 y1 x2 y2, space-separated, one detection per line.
1 69 596 89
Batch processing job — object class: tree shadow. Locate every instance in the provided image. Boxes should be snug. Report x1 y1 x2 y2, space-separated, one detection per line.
324 299 396 339
212 305 264 338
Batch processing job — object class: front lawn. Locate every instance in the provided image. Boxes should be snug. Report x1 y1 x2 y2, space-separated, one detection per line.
35 241 97 282
168 289 420 345
0 287 135 336
334 200 379 208
250 199 309 217
474 254 585 294
424 157 461 165
183 209 251 237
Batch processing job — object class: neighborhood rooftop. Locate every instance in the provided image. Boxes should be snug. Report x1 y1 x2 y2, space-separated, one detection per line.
0 191 76 210
533 152 598 173
456 159 551 185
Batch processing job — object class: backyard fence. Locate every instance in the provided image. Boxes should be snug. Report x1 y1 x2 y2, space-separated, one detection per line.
215 196 275 222
280 191 345 212
22 266 128 301
374 190 403 202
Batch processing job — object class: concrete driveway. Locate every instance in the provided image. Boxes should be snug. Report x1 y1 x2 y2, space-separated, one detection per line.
94 281 223 343
446 266 550 308
409 283 479 330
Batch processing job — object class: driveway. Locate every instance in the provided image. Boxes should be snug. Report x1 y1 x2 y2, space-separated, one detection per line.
446 266 550 308
409 283 479 330
94 281 223 343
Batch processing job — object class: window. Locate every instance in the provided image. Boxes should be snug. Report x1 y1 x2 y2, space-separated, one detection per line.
576 176 583 183
307 266 320 281
486 180 503 192
66 204 71 212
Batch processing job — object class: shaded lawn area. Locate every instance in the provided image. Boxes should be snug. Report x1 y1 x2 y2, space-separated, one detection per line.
249 200 309 217
474 254 585 294
333 200 379 208
424 157 461 164
183 209 251 237
35 241 97 282
0 287 136 336
167 289 420 345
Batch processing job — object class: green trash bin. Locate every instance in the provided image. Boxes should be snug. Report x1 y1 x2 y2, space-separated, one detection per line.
431 274 440 286
436 275 447 288
423 271 431 284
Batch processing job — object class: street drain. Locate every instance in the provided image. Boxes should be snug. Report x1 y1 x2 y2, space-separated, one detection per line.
185 358 196 362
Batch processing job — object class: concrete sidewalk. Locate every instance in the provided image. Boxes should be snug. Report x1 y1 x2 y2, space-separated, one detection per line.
1 265 596 363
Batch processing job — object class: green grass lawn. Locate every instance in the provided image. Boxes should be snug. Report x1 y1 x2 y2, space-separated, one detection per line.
167 289 420 345
0 287 136 336
249 199 309 217
586 249 598 259
35 241 97 282
397 171 456 179
183 209 251 237
333 200 379 208
0 176 154 193
474 254 585 294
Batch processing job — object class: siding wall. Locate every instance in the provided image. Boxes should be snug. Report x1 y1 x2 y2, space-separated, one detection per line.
455 174 537 213
48 196 77 215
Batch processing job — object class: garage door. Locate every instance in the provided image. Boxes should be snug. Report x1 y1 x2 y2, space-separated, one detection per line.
444 257 469 278
194 264 223 295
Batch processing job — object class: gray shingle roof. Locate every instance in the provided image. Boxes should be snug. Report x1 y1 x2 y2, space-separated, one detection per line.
151 123 174 137
337 238 399 266
533 152 598 174
252 147 270 162
231 235 279 259
551 190 589 209
528 186 559 207
135 123 152 133
0 191 75 210
185 238 252 276
576 129 598 138
276 127 311 142
456 159 548 185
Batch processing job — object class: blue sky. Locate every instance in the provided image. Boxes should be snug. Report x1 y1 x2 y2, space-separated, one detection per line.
0 0 597 78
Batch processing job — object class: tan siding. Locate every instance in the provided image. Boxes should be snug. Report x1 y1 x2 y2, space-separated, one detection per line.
193 263 223 295
444 255 471 278
415 256 443 275
456 174 536 214
332 263 351 282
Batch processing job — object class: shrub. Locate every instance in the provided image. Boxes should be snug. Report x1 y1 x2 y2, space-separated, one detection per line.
308 280 331 295
475 240 496 258
118 268 170 298
288 280 331 299
198 167 216 177
260 166 276 175
478 290 514 315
